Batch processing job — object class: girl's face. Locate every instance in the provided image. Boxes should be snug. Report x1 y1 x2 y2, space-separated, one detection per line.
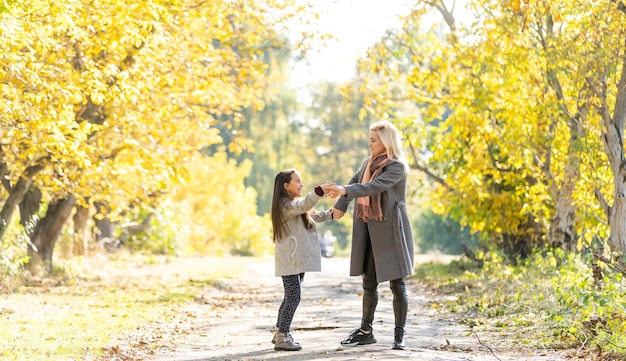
284 171 303 198
369 130 386 156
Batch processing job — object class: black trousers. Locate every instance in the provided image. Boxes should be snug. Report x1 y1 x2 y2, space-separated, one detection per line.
276 273 304 333
360 236 408 332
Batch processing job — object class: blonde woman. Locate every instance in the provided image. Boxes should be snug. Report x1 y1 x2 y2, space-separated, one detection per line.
331 120 414 350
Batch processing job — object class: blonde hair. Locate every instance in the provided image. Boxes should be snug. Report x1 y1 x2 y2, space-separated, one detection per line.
370 120 410 172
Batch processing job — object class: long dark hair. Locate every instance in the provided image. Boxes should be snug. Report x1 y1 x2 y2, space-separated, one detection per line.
271 169 313 242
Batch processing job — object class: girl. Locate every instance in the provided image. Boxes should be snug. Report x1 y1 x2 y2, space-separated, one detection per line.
270 169 336 351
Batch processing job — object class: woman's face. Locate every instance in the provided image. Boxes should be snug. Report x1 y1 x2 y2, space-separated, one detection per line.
369 130 386 156
284 171 303 198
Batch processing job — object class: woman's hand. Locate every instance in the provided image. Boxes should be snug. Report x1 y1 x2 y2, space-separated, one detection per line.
331 207 345 220
324 184 346 198
322 182 340 198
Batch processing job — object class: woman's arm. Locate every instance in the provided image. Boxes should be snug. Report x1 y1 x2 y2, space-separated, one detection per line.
341 161 404 200
332 158 369 213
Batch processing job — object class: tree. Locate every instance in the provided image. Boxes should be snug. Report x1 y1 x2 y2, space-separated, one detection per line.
504 0 626 267
355 3 553 259
0 0 316 272
350 0 626 264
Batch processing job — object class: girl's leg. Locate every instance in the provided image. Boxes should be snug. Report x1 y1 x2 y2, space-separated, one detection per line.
276 274 303 333
274 273 304 351
275 272 304 329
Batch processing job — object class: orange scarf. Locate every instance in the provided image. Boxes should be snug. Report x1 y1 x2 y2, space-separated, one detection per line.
355 154 390 222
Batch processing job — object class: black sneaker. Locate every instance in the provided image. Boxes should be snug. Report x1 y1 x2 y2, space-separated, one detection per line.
392 327 406 350
340 328 377 347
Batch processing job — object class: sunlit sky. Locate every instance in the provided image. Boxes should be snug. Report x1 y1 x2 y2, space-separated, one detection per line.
289 0 414 89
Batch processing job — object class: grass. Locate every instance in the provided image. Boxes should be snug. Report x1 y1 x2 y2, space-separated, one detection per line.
0 252 257 361
4 250 625 360
412 252 626 359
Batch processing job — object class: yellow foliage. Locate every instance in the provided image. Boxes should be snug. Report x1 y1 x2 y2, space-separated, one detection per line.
355 0 619 251
0 0 314 225
168 152 272 256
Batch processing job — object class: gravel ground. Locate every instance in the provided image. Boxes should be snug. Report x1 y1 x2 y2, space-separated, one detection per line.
133 256 571 361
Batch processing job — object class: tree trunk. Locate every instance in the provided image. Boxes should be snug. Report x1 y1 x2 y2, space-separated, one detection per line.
0 164 46 241
94 201 115 241
550 192 577 251
27 196 76 274
72 205 90 256
549 113 584 251
595 41 626 268
0 177 31 240
19 186 42 234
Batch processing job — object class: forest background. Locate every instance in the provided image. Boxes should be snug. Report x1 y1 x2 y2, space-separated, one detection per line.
2 0 626 359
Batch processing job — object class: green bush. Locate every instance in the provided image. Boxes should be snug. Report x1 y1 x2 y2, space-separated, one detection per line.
413 209 479 254
414 250 626 358
0 219 30 277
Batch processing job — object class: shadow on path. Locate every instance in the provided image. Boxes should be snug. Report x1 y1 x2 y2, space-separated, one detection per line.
146 257 569 361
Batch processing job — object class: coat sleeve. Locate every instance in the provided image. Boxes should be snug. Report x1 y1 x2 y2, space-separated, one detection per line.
311 209 332 222
342 161 404 200
283 191 322 218
333 158 369 212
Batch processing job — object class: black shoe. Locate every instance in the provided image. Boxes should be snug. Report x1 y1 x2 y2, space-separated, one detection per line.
340 328 377 347
392 327 406 350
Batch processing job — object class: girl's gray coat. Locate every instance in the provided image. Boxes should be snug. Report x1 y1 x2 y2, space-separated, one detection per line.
334 158 414 283
275 192 332 277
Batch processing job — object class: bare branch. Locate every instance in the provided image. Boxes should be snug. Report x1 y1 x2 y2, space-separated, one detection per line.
406 138 452 191
473 332 502 361
594 188 610 221
424 0 456 32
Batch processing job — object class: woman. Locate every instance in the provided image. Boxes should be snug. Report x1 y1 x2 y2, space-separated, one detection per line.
331 120 414 350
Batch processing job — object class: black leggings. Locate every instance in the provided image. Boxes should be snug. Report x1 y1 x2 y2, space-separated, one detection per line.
361 237 408 332
276 273 304 333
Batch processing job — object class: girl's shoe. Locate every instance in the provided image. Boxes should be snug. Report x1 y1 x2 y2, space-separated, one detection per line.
274 331 302 351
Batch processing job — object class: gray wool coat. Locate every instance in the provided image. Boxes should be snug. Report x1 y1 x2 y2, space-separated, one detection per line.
275 191 332 277
334 157 415 283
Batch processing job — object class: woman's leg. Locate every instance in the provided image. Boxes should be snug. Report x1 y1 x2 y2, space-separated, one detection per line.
341 239 378 346
361 237 378 332
390 278 408 329
390 278 408 349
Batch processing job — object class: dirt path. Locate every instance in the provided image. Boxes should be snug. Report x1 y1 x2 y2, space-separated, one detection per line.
141 256 569 361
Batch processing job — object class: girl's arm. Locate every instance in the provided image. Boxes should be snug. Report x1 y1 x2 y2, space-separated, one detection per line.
311 209 332 222
283 190 323 218
284 184 333 221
